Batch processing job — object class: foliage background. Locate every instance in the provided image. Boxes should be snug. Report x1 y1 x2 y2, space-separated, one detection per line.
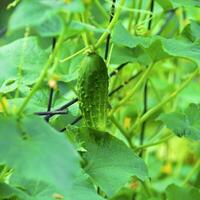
0 0 199 199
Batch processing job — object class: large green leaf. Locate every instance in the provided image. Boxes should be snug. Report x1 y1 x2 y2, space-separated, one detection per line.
111 23 200 66
158 103 200 141
0 37 50 93
0 115 80 197
75 128 148 197
166 184 200 200
8 172 104 200
9 0 84 31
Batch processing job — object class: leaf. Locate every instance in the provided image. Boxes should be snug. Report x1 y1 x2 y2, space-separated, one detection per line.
0 115 80 197
35 15 64 37
8 171 105 200
68 172 105 200
171 0 200 7
158 103 200 141
155 0 173 10
76 128 148 197
182 20 200 42
166 184 200 200
0 37 50 93
155 0 200 9
9 0 84 31
0 182 27 200
111 23 200 66
0 181 54 200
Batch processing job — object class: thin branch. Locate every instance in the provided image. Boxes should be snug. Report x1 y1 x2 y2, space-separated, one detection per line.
148 0 154 30
35 111 68 116
109 71 142 96
46 37 56 122
44 98 78 120
139 0 154 152
104 0 116 60
156 9 176 35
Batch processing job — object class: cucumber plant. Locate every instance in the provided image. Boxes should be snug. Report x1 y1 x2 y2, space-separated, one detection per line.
0 0 200 200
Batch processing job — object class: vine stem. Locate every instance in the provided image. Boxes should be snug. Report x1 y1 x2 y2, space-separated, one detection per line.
128 68 199 135
139 0 154 153
95 0 125 49
60 47 88 63
17 31 65 116
182 160 200 186
109 115 134 149
104 0 116 60
136 134 173 151
110 64 154 115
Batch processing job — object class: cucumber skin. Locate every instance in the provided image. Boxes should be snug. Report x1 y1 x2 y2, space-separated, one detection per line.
77 53 109 130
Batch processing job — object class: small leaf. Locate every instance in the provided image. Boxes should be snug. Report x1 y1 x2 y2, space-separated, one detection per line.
0 37 50 93
158 103 200 141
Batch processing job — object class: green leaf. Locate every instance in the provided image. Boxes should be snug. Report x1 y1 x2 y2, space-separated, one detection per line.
166 184 200 200
171 0 200 7
9 0 84 31
0 115 80 197
155 0 200 9
112 23 200 66
0 182 26 199
182 20 200 42
68 172 105 200
155 0 173 10
35 15 64 37
0 37 50 93
77 128 148 197
0 181 55 200
158 103 200 141
9 172 105 200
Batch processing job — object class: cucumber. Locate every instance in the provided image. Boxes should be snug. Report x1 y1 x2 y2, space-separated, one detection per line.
77 53 108 130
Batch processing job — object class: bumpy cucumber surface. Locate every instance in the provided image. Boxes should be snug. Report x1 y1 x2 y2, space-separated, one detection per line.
77 53 108 130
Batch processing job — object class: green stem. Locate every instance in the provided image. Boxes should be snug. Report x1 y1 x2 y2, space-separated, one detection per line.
80 12 91 47
140 181 153 197
0 97 9 116
136 134 173 151
128 68 199 134
95 0 125 49
128 0 136 31
110 64 154 115
135 0 143 26
182 160 200 186
17 31 65 116
59 47 88 63
109 115 134 149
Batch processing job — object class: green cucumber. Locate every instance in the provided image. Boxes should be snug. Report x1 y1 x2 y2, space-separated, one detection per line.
77 53 109 130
